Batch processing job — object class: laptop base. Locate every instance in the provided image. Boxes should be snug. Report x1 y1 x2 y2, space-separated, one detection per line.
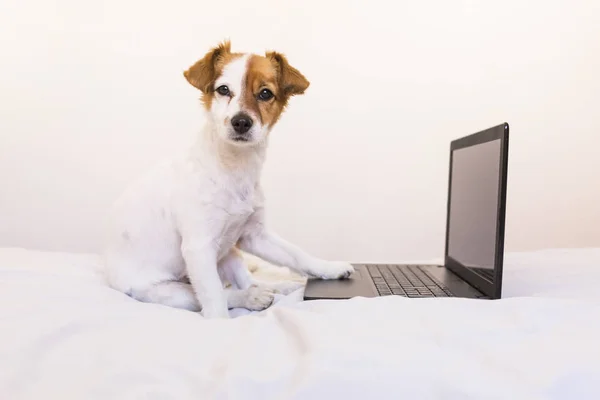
303 264 488 301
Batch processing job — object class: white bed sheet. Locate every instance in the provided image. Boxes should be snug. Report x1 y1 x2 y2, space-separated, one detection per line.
1 247 600 399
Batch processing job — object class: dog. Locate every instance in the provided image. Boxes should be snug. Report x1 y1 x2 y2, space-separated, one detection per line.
103 41 354 318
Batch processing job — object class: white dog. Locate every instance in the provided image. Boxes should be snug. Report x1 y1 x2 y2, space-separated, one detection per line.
104 41 354 318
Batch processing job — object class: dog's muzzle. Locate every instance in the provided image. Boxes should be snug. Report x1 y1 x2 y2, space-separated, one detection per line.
230 113 253 140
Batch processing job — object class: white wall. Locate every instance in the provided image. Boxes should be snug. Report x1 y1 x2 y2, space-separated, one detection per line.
1 0 599 261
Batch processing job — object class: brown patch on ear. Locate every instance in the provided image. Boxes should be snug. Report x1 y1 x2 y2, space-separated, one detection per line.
183 41 231 92
265 51 310 102
183 40 241 109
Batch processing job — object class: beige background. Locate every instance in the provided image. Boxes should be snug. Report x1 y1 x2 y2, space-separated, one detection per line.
1 0 599 262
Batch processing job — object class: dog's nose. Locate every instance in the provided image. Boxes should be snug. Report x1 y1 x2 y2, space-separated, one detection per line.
231 113 253 134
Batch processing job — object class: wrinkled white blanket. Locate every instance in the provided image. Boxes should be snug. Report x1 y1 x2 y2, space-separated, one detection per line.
1 247 599 399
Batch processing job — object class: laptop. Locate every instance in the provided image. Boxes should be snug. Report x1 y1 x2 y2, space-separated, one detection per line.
304 122 509 301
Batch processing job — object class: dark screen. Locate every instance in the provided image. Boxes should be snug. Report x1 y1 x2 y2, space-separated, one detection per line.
447 139 501 280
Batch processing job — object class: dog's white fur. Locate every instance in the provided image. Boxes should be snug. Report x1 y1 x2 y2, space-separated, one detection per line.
104 46 354 318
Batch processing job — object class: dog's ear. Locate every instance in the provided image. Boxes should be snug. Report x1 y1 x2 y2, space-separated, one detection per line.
184 40 232 93
266 51 310 98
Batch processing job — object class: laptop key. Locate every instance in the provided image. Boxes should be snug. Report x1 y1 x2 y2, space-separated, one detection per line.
401 267 426 288
370 266 383 278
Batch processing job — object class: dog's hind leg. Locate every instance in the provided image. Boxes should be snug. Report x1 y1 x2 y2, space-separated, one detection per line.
130 280 275 312
130 281 201 311
220 248 304 296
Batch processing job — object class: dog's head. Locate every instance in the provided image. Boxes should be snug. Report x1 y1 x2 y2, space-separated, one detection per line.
183 41 309 146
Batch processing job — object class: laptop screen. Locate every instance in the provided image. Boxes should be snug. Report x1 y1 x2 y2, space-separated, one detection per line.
446 136 502 283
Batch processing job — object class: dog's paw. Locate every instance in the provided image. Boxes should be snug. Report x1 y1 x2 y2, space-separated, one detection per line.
312 261 355 280
243 285 275 311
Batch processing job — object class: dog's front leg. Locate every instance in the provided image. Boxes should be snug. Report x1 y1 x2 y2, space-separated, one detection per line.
181 238 228 319
238 230 354 279
238 211 354 279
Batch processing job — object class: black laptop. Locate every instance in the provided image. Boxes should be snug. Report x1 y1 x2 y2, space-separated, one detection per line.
304 123 509 301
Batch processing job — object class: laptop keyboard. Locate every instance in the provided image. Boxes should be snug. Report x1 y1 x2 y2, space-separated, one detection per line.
367 265 454 298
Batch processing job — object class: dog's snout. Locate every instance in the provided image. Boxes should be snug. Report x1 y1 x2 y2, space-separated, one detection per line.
231 113 253 134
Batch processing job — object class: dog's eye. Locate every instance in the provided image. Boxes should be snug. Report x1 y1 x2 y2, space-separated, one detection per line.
258 89 274 101
216 85 230 96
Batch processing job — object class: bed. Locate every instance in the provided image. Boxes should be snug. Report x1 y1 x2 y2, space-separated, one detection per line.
1 247 599 399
